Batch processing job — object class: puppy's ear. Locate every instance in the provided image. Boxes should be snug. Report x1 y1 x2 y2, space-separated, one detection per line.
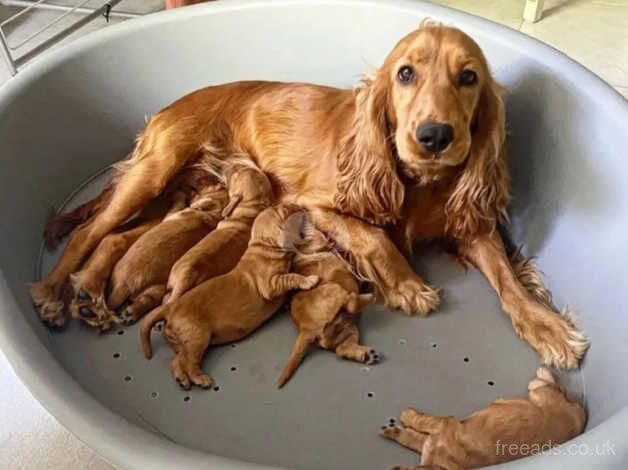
335 73 404 226
222 194 243 217
445 76 510 237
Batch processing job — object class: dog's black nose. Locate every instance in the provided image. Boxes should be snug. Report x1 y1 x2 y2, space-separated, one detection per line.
416 122 454 153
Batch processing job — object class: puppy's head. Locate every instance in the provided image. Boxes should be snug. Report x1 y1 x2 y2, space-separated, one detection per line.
250 204 308 252
223 164 274 217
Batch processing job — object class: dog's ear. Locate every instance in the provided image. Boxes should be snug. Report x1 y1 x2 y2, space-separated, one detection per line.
335 73 404 226
221 194 242 217
445 77 510 237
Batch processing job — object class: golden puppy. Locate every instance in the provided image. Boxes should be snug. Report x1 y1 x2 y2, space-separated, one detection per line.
140 205 319 390
69 191 187 331
166 160 273 302
277 226 376 388
380 367 586 470
107 184 228 324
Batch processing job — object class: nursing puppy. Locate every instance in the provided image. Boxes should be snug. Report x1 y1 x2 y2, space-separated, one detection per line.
166 160 274 302
140 204 319 390
277 226 376 388
69 191 187 331
380 367 586 470
107 184 228 324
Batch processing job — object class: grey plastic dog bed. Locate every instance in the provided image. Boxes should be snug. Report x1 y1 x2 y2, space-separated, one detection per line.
0 1 627 469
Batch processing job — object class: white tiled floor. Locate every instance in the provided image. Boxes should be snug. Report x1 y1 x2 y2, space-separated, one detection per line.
0 1 626 469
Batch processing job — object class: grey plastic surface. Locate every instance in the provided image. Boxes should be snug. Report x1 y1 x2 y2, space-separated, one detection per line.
0 1 627 469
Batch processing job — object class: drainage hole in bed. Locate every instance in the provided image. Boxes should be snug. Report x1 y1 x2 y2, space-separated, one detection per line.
113 353 120 359
214 386 220 392
231 343 237 348
367 392 374 398
151 392 159 399
124 375 132 383
430 342 438 349
463 357 469 363
230 366 237 372
488 380 495 387
117 330 124 336
183 396 191 402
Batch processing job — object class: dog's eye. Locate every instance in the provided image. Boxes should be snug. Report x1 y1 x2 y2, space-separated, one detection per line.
397 65 416 84
458 69 477 86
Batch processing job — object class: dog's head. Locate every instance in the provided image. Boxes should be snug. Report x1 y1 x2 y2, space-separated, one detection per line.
336 24 508 233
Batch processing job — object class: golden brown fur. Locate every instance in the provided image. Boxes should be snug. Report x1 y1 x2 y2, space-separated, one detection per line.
277 225 375 388
166 160 273 302
380 367 586 470
31 25 587 368
68 191 185 330
107 184 228 324
140 205 319 389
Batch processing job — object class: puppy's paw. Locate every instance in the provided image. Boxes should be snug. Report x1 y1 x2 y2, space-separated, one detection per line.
379 423 402 440
400 408 426 428
118 304 142 326
190 373 213 389
30 281 67 327
385 279 439 317
364 349 381 365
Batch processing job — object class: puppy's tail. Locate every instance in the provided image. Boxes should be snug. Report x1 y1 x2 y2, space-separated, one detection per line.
277 333 311 389
140 304 169 359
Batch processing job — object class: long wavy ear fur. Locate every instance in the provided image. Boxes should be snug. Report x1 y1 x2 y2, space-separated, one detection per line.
334 75 404 226
445 77 510 237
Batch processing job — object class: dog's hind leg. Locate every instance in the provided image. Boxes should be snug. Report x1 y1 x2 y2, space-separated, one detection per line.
180 332 213 389
400 409 453 435
334 323 379 365
31 124 199 327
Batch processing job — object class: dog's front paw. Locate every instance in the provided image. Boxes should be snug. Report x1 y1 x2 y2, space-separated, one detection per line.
30 281 67 327
514 306 588 369
384 279 439 316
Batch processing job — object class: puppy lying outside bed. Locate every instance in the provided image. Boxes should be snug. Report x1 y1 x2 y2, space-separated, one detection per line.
106 183 229 325
277 224 377 388
380 367 585 470
166 159 273 303
140 204 319 390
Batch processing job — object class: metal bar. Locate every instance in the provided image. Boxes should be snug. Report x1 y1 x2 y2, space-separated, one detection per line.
1 0 48 27
8 0 94 50
0 0 142 19
0 28 17 75
14 0 122 68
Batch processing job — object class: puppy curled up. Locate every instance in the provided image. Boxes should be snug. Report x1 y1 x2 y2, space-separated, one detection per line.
107 183 229 325
140 204 320 390
166 159 274 303
277 223 377 388
380 367 585 470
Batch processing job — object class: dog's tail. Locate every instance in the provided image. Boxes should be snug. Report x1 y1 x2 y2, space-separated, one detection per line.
277 333 311 389
140 304 170 359
44 180 116 250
